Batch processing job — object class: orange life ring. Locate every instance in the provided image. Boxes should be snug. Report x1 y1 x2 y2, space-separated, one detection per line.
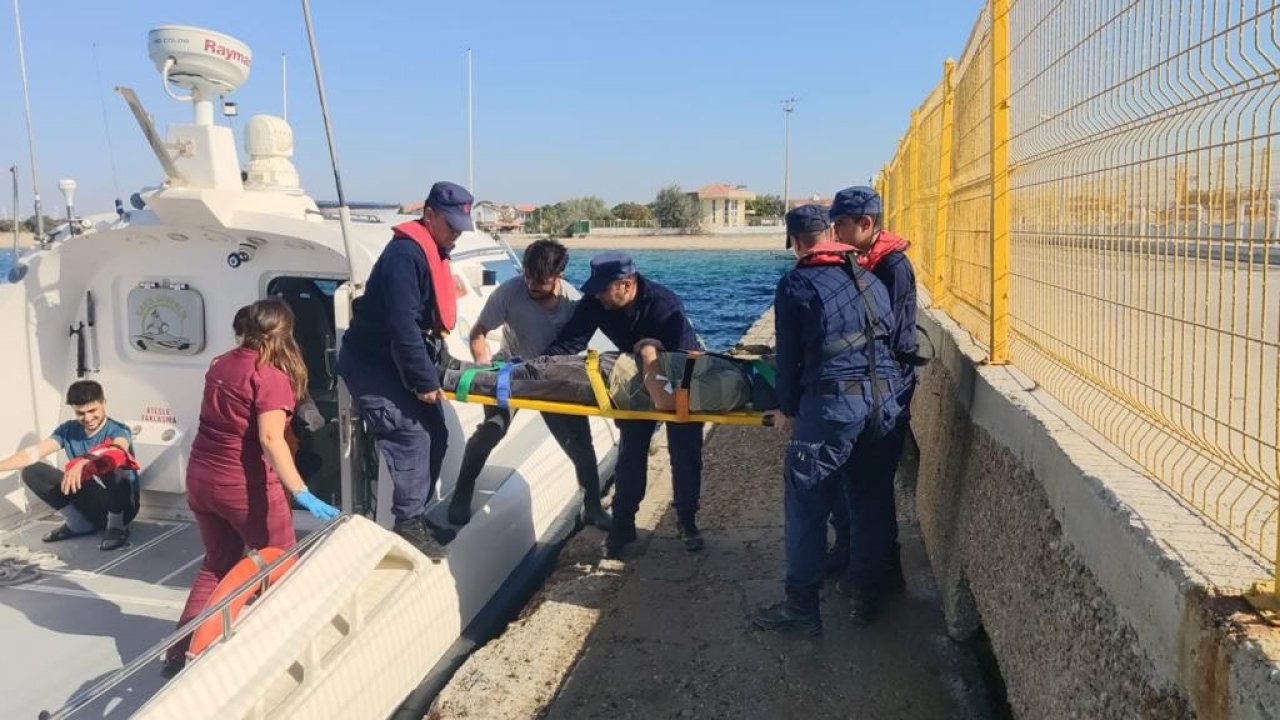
187 546 297 659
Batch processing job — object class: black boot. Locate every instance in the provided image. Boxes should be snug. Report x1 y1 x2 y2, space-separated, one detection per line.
582 497 614 532
753 600 822 636
602 517 637 559
394 516 446 562
579 474 613 531
882 550 906 594
824 543 849 575
677 514 704 552
848 590 882 626
448 476 476 526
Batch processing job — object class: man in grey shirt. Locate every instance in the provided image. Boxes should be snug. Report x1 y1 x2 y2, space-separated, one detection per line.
448 239 613 531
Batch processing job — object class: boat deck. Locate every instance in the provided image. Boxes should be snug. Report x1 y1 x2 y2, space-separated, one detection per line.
0 515 199 719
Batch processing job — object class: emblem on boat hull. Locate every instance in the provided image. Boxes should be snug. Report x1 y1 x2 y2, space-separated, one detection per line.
127 283 206 355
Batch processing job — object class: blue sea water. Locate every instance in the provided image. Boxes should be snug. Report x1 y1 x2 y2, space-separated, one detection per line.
564 250 793 351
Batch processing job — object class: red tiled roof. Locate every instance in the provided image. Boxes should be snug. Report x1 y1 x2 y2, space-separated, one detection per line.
695 183 755 199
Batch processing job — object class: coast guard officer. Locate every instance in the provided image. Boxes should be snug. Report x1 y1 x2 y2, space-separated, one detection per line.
543 251 706 559
753 205 902 635
826 186 921 613
337 181 473 561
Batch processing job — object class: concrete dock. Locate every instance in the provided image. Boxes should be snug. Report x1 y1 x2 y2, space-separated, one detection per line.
429 313 997 719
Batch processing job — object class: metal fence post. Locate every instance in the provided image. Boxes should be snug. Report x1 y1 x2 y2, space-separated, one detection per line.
988 0 1012 364
934 60 956 308
907 109 922 270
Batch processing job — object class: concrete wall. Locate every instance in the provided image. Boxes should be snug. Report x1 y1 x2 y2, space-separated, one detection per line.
911 299 1280 719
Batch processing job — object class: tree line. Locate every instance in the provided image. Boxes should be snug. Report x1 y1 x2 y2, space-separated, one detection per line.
0 215 58 234
525 186 784 235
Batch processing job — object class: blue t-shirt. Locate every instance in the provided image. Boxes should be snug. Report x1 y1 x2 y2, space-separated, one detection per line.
52 418 137 482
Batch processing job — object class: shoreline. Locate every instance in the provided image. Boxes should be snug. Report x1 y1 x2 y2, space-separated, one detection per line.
502 233 784 251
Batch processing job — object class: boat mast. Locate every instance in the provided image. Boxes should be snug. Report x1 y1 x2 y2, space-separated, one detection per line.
299 0 358 282
12 0 44 242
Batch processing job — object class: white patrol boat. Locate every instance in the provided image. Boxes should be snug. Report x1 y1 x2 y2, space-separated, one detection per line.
0 24 617 720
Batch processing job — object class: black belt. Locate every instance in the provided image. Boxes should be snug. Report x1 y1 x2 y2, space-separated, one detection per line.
816 378 894 397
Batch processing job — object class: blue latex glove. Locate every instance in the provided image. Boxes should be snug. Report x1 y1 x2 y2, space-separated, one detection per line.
295 490 340 520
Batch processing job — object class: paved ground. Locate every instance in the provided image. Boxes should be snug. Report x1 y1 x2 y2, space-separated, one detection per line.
430 333 1000 719
539 423 996 720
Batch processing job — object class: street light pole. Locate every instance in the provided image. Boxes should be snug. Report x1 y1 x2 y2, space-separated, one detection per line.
781 98 797 215
467 48 474 196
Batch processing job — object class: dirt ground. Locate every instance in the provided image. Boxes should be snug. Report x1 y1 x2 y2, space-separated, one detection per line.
429 313 998 720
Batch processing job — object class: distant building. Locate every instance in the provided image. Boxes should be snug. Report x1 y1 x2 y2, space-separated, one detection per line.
473 201 505 228
401 199 534 232
787 194 833 210
692 183 756 228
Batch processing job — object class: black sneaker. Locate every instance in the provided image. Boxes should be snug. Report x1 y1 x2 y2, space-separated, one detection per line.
394 516 446 562
752 601 822 636
447 495 472 526
882 556 907 595
602 521 637 559
41 523 94 543
160 656 186 679
677 517 704 553
824 544 849 575
848 592 881 626
99 526 129 551
425 516 458 545
582 503 614 532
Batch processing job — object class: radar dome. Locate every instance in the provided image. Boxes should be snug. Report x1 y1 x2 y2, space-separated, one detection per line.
148 26 252 96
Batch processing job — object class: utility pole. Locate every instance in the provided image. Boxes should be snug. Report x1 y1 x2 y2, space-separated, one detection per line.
781 98 797 214
467 48 474 195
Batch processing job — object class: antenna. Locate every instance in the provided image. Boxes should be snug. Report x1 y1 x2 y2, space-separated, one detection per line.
282 52 288 121
300 0 358 282
92 42 122 208
12 0 44 241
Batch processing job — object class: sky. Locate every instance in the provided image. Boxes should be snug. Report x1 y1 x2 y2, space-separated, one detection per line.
0 0 984 215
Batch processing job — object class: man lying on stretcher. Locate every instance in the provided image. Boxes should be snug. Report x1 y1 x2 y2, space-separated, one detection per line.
439 341 777 414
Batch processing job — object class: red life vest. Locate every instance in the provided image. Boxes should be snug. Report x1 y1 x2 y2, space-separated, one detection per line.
66 439 140 477
856 231 910 271
796 241 860 268
391 220 457 332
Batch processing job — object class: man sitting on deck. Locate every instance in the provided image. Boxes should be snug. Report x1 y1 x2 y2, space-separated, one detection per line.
0 380 140 551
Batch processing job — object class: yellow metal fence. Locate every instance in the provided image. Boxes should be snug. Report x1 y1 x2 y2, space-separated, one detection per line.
881 0 1280 588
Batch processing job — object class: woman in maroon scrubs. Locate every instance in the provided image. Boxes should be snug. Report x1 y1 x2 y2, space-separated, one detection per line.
165 298 338 672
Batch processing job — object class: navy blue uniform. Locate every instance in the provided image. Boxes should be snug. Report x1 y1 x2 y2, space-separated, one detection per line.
830 243 919 584
338 235 450 523
544 274 705 526
774 257 901 613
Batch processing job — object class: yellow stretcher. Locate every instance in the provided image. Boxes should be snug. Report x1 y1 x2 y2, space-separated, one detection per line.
444 349 771 427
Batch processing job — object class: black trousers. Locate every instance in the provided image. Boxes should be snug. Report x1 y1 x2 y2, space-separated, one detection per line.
456 407 603 499
22 463 139 528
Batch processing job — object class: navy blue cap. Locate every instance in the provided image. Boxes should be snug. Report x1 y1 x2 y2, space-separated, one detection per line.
828 186 882 221
425 181 475 232
786 204 830 235
580 251 636 296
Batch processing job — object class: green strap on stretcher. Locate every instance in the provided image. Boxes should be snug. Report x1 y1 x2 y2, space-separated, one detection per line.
752 359 775 388
455 362 505 402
